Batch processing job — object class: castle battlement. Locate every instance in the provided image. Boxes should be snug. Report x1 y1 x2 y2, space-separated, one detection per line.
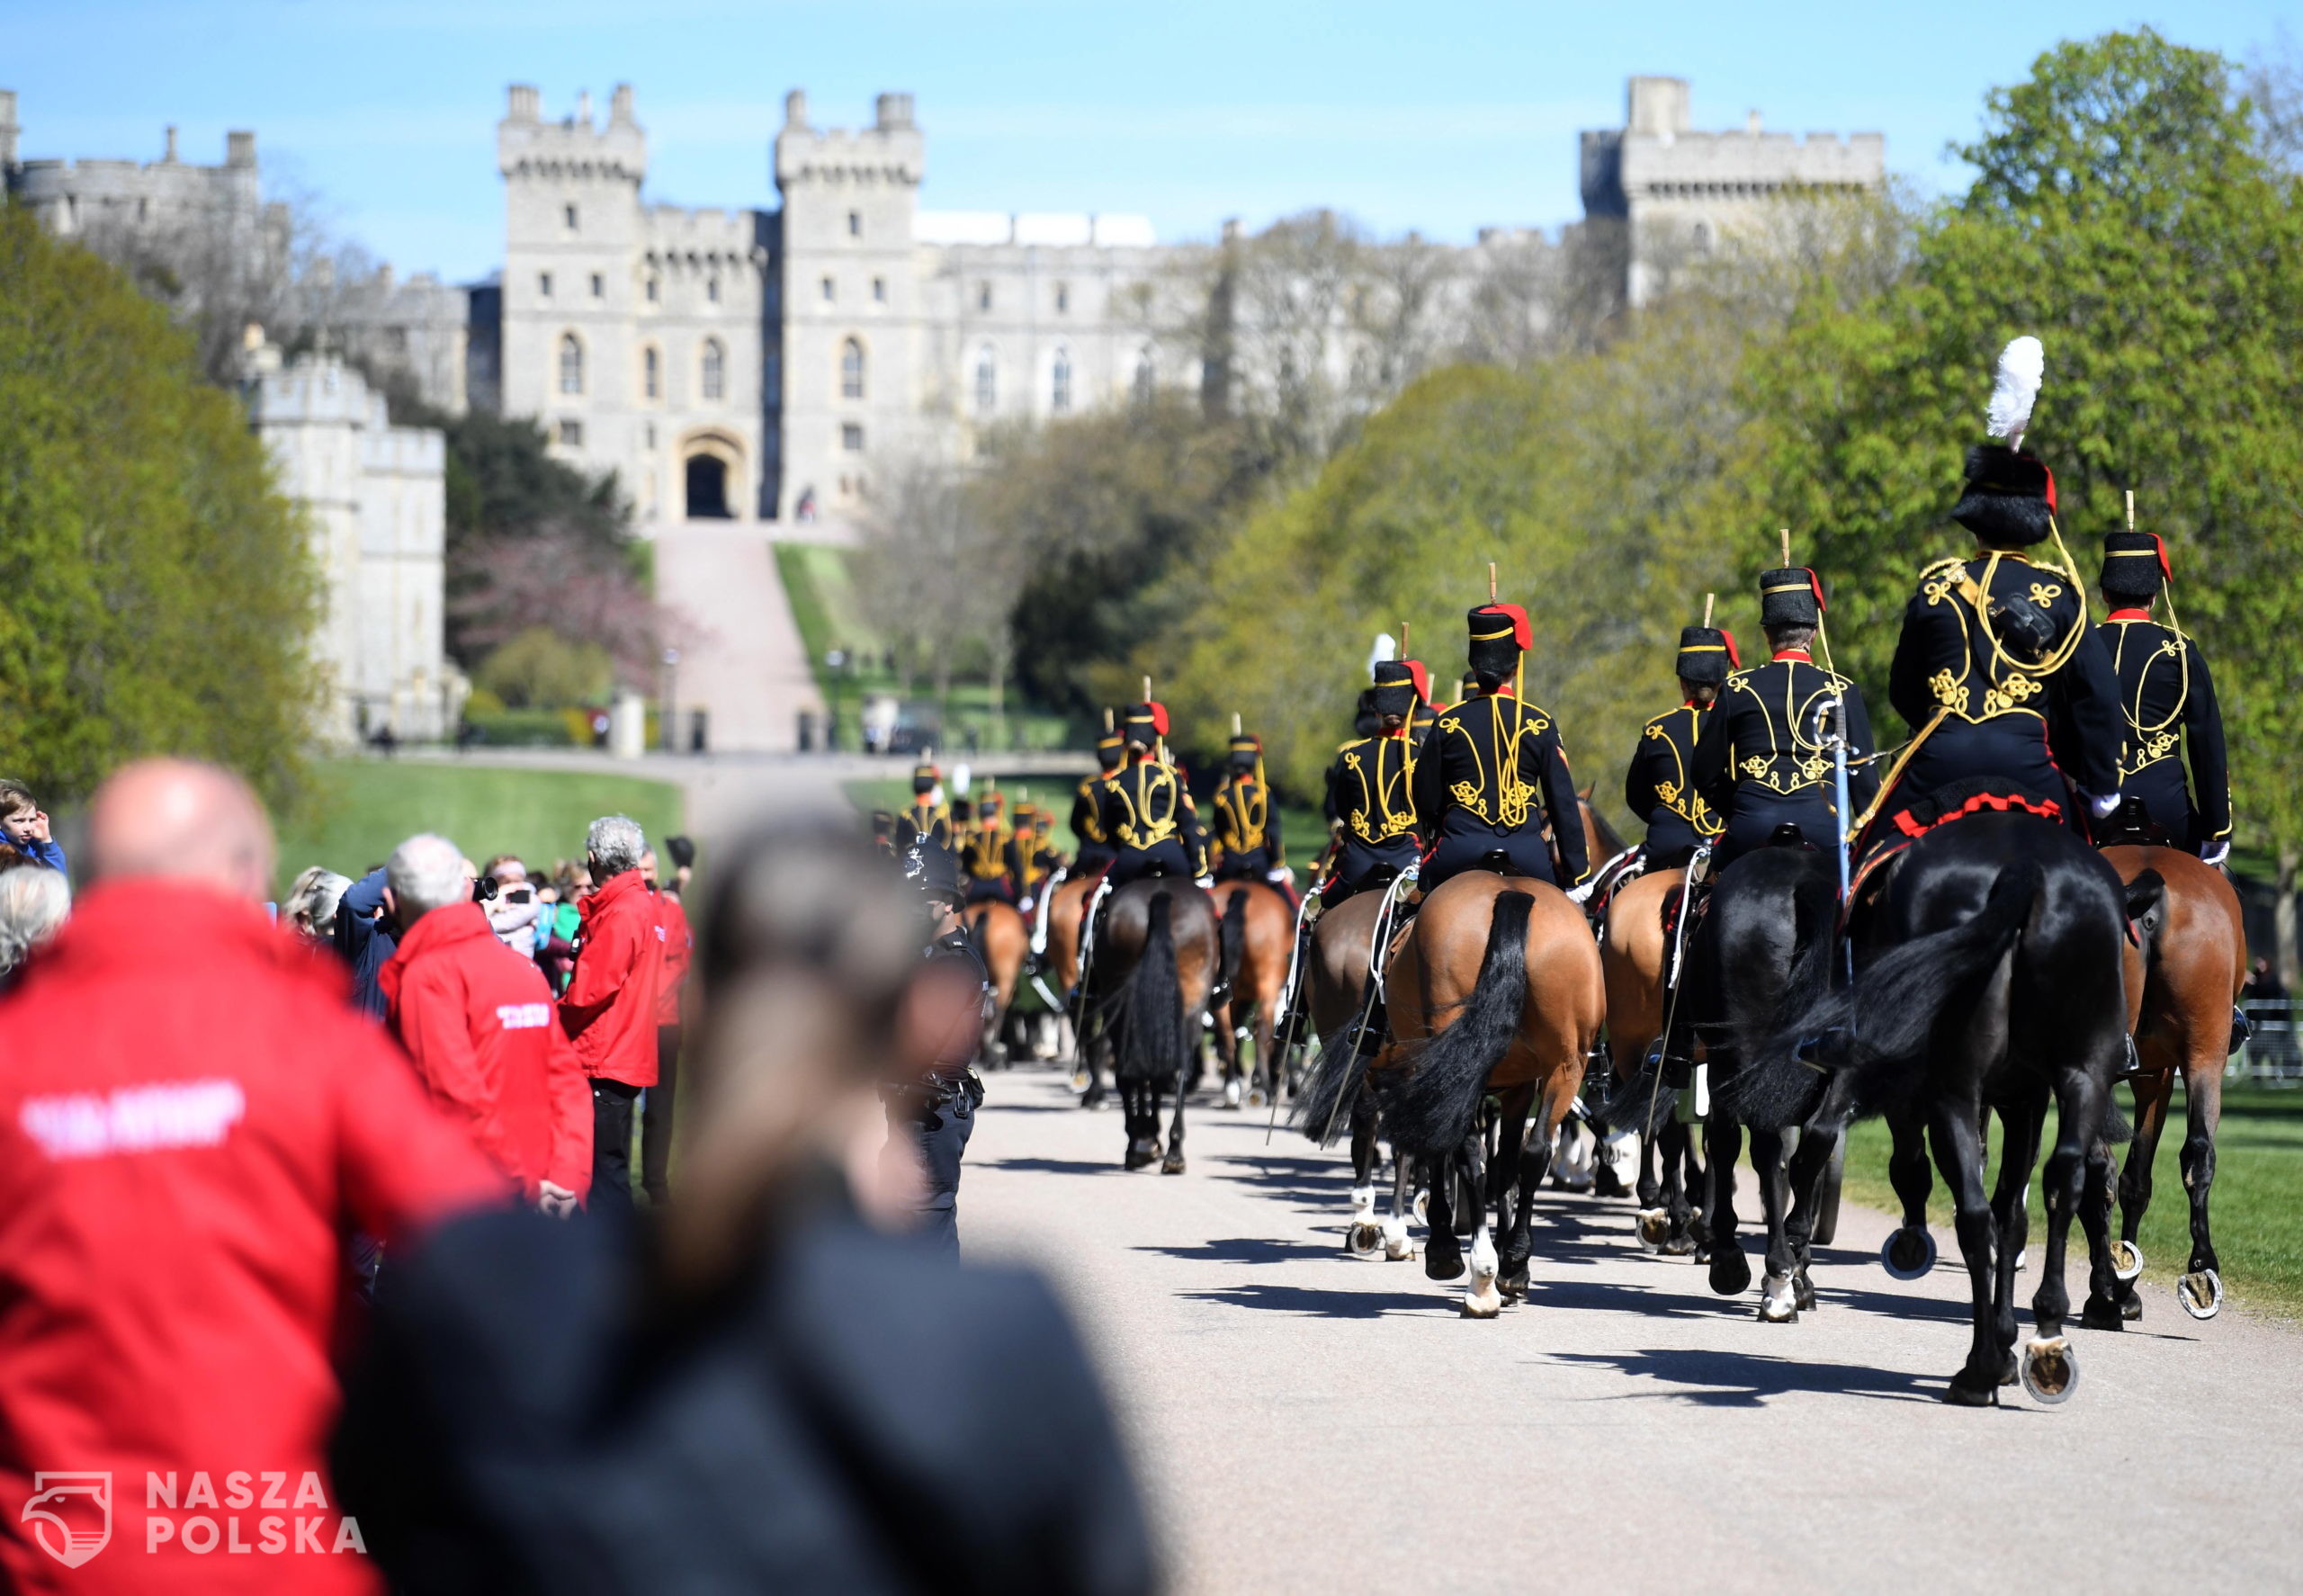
497 84 644 184
773 90 924 190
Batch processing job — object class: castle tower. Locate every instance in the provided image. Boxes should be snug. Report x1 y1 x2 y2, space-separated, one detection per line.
772 90 924 528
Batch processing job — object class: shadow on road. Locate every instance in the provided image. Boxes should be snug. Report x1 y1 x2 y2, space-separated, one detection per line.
1182 1282 1444 1318
982 1156 1116 1177
1548 1347 1947 1407
1135 1236 1338 1265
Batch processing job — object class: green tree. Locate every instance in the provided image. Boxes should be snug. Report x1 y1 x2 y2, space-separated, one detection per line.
0 207 323 806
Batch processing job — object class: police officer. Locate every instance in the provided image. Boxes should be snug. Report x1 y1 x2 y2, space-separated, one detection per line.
961 790 1017 904
897 840 989 1251
1626 623 1734 870
2098 527 2231 863
894 762 951 852
1211 732 1286 886
1410 604 1588 892
1098 702 1208 886
1321 658 1424 904
1884 380 2123 827
1692 568 1877 870
1071 731 1125 880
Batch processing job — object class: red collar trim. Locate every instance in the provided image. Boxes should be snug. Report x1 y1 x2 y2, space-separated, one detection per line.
2107 607 2151 623
1772 649 1812 663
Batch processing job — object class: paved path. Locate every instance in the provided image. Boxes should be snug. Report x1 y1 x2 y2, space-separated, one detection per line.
655 525 822 754
964 1070 2303 1595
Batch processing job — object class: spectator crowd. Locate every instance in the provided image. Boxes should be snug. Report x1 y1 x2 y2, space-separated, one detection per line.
0 762 1150 1595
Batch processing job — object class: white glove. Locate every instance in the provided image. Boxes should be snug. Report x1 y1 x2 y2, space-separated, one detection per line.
2200 840 2231 867
1566 878 1600 906
2087 791 2122 820
1265 867 1289 884
1195 875 1215 889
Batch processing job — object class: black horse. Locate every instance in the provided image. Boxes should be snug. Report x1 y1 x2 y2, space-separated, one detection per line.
1743 810 2139 1406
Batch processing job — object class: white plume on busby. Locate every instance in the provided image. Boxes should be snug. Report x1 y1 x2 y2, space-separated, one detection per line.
1985 335 2044 449
1367 632 1397 677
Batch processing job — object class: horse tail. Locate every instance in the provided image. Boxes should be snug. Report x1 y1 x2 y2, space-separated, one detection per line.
966 910 990 971
1216 887 1249 1005
1295 995 1371 1146
1111 892 1187 1086
1592 1051 1673 1136
1376 891 1534 1158
1746 858 2042 1119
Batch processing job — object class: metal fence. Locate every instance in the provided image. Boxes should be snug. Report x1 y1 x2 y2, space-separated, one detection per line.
2233 1000 2303 1086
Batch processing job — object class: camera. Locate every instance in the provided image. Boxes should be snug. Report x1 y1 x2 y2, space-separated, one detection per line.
471 874 499 904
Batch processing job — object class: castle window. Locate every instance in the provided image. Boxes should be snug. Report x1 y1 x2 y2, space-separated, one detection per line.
873 277 886 302
847 210 861 238
701 339 726 401
645 423 657 449
539 272 553 298
840 337 866 400
642 345 660 400
977 282 992 311
564 203 578 230
557 418 583 446
820 276 836 302
973 345 997 416
591 273 605 299
1050 348 1072 414
558 333 584 395
1133 346 1154 404
842 423 865 453
1055 282 1070 314
646 277 659 302
707 277 721 303
1691 220 1714 255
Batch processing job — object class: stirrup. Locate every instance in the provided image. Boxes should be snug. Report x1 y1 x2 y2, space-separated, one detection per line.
2117 1033 2142 1078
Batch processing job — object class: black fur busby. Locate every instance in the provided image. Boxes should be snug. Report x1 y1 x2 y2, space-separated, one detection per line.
2101 531 2169 603
1123 702 1169 744
1951 444 2057 547
1095 730 1125 769
910 762 939 796
1227 733 1262 771
1465 604 1529 680
1371 660 1420 719
949 797 973 824
1675 626 1738 686
1759 569 1824 629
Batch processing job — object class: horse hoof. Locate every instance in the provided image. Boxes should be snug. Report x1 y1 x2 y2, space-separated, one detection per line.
1222 1080 1243 1110
1347 1224 1383 1258
1499 1268 1529 1302
1070 1070 1091 1092
1942 1370 2000 1408
1881 1225 1937 1280
2080 1295 2127 1332
2020 1336 2080 1405
1413 1191 1429 1226
1660 1233 1697 1258
2117 1285 2144 1321
1124 1143 1155 1171
2112 1239 2145 1283
1635 1208 1671 1252
1793 1271 1817 1314
1384 1225 1417 1262
1708 1245 1752 1297
1424 1245 1465 1283
1161 1155 1187 1176
1461 1289 1503 1320
2177 1269 2225 1322
1757 1273 1799 1323
1081 1088 1107 1110
1246 1087 1268 1110
1692 1242 1712 1265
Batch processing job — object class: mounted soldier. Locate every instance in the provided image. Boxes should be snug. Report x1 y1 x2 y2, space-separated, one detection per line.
1211 730 1286 889
2097 515 2230 864
1070 730 1125 881
1876 336 2123 837
1098 702 1208 887
894 761 951 853
1409 602 1587 892
1006 802 1063 912
1626 619 1734 871
1319 659 1426 906
960 790 1017 904
1691 566 1877 871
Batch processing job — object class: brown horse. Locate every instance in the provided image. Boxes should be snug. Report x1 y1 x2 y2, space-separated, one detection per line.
1297 889 1418 1259
963 899 1028 1067
1042 872 1097 1084
1085 878 1225 1172
1367 872 1604 1316
1208 879 1295 1108
1600 866 1704 1253
2098 845 2246 1323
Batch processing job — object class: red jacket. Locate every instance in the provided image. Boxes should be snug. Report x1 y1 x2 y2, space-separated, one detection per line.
0 881 504 1596
380 901 592 1200
559 869 663 1087
654 890 692 1027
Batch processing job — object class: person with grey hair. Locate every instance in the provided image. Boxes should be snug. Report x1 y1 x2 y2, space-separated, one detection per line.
283 865 353 945
0 858 70 990
337 823 1156 1593
560 813 663 1215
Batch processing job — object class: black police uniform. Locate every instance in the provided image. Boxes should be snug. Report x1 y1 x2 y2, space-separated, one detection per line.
1626 702 1722 870
908 924 990 1251
1411 691 1588 890
1693 650 1877 869
1321 729 1421 902
1211 766 1283 882
2097 532 2230 852
1098 752 1207 886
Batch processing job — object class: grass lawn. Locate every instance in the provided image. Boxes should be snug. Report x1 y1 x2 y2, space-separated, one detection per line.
1837 1079 2303 1320
273 758 686 897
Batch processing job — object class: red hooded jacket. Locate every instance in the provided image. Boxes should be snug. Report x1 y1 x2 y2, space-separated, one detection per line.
0 881 504 1596
380 901 592 1200
654 890 692 1027
559 869 663 1087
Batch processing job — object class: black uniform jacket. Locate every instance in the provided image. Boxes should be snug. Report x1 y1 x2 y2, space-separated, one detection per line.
1096 756 1207 868
1005 836 1062 900
2099 612 2232 843
1210 775 1283 867
1887 551 2122 803
961 823 1012 888
894 801 951 853
1409 691 1589 883
1324 731 1420 850
1693 655 1878 829
1070 776 1116 853
1625 702 1723 857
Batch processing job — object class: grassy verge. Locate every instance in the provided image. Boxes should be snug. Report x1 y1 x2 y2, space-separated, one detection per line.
1837 1079 2303 1320
273 758 685 897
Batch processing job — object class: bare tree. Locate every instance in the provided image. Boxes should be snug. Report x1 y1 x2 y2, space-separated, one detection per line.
2248 24 2303 171
856 454 1024 733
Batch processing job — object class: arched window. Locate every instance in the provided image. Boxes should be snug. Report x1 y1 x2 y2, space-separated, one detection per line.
973 345 997 417
1132 346 1155 404
701 338 725 402
840 337 865 400
1691 220 1714 255
1049 347 1072 414
558 333 583 395
642 345 660 401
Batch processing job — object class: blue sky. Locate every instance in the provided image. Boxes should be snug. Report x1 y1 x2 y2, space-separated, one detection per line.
4 2 2292 283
